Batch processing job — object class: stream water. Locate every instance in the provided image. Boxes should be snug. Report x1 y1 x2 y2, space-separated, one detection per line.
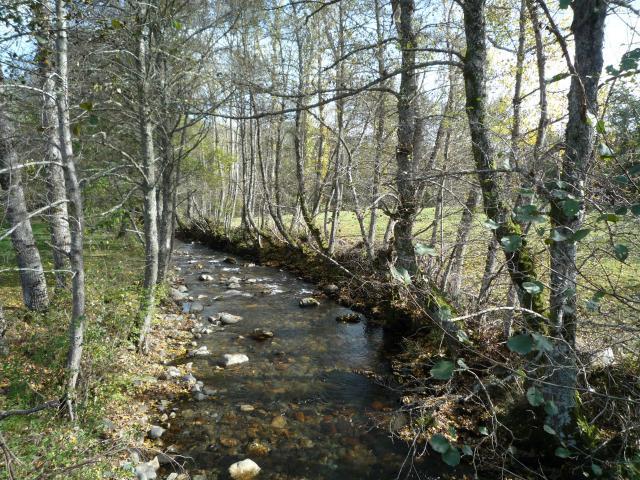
165 242 451 480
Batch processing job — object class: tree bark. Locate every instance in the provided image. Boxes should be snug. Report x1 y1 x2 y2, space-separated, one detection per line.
0 76 49 311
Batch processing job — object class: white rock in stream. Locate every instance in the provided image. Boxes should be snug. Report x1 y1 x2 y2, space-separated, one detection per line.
188 345 210 357
221 353 249 367
199 273 214 281
228 459 261 479
219 312 243 325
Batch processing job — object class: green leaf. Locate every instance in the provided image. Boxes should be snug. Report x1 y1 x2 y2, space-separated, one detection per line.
551 228 569 242
71 123 81 136
591 464 603 476
482 219 499 230
598 213 620 223
555 447 572 458
543 424 557 435
562 198 581 217
479 426 489 436
532 333 553 353
79 101 93 111
429 434 450 454
415 243 436 257
571 229 591 242
596 120 606 134
631 204 640 216
522 281 543 295
462 445 473 456
456 330 469 344
431 360 455 380
526 386 545 407
441 447 461 467
501 235 522 253
614 244 629 262
111 18 123 29
558 0 571 8
457 358 469 369
544 400 559 416
507 334 533 355
172 19 183 30
389 265 411 285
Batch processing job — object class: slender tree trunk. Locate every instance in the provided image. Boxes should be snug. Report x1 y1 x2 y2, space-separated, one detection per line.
461 0 545 326
0 77 50 312
544 0 606 442
136 7 159 353
55 0 85 420
391 0 419 272
35 2 70 289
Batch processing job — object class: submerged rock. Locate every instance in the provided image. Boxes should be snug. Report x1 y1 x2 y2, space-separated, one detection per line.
221 353 249 367
249 328 274 341
336 313 361 323
148 425 165 439
134 456 160 480
228 459 261 479
219 312 243 325
247 440 270 456
270 415 287 429
190 302 204 313
299 297 320 308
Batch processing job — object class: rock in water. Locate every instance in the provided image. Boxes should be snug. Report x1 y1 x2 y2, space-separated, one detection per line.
198 273 214 281
228 459 261 479
299 297 320 308
324 284 339 294
169 288 188 302
148 425 165 439
177 285 188 293
336 313 361 323
250 328 274 341
219 312 243 325
223 257 237 265
190 302 204 313
221 353 249 367
135 457 160 480
188 345 210 357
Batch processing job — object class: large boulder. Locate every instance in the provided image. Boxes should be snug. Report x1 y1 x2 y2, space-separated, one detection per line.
228 459 261 479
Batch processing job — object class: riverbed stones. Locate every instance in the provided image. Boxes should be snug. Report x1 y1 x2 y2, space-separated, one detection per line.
219 312 243 325
299 297 320 308
177 285 188 293
239 404 255 412
148 425 165 439
247 441 269 456
198 273 214 282
336 313 361 323
188 345 210 357
223 257 237 264
190 302 204 313
161 366 181 380
169 288 188 302
324 284 339 294
228 459 261 479
221 353 249 367
270 415 287 429
134 456 160 480
249 328 274 341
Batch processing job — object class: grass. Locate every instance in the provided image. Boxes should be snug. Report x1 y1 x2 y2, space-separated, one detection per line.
0 224 155 479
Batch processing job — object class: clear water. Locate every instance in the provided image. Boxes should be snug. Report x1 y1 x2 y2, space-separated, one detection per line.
165 242 454 480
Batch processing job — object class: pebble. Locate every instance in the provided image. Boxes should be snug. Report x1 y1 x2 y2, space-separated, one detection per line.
270 415 287 429
198 274 214 281
228 459 261 479
299 297 320 308
239 404 255 412
148 425 165 440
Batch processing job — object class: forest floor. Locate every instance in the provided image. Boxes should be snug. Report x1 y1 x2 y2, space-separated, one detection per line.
0 227 199 479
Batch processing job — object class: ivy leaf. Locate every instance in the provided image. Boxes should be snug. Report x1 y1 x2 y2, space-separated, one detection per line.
478 426 489 436
562 198 581 217
482 219 499 230
507 334 533 355
111 18 123 29
545 400 559 416
456 330 470 344
532 333 553 353
591 464 603 476
431 360 455 380
543 424 557 435
555 447 572 458
415 243 436 257
462 445 473 456
79 101 93 111
526 386 545 407
522 281 543 295
571 229 591 242
457 358 469 369
558 0 571 8
614 244 629 262
441 447 461 467
389 265 412 285
429 434 451 454
631 204 640 216
501 235 522 253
